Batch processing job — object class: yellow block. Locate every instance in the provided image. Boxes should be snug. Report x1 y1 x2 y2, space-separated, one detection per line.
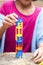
18 23 23 27
16 27 22 29
39 62 43 65
16 34 22 37
16 23 23 29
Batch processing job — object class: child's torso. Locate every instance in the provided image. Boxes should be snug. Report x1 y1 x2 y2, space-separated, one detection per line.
2 1 41 52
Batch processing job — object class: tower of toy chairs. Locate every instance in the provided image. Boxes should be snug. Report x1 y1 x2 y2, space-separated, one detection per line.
15 18 23 58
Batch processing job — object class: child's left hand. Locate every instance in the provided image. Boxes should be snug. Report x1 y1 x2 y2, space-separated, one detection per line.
33 47 43 63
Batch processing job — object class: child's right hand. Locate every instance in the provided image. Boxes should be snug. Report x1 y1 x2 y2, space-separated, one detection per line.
2 13 18 30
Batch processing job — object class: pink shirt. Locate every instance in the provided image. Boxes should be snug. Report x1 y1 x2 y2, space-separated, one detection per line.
0 1 41 52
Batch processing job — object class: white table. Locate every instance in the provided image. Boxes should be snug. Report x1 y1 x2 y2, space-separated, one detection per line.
0 53 39 65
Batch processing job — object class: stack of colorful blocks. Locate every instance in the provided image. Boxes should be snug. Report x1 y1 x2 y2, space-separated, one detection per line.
15 18 23 58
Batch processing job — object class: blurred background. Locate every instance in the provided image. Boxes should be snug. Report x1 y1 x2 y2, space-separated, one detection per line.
0 0 43 7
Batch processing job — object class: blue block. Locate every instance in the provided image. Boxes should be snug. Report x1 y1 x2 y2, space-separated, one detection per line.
16 50 23 58
18 18 22 23
16 37 23 44
16 21 21 26
16 22 18 26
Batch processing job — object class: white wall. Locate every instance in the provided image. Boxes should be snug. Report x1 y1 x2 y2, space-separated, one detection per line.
33 1 43 7
0 0 43 7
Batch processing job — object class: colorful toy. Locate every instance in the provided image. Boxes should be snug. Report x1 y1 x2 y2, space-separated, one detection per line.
15 18 23 58
39 62 43 65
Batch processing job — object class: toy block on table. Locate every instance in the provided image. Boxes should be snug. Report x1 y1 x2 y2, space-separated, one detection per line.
16 50 23 58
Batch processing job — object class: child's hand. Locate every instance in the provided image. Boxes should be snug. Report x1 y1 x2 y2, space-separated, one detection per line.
33 47 43 63
2 13 18 30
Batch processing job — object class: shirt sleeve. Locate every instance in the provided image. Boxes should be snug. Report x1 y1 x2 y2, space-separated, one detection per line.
0 14 5 27
36 9 43 47
0 14 5 53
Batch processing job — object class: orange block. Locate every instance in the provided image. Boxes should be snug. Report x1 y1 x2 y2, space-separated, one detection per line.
16 45 22 50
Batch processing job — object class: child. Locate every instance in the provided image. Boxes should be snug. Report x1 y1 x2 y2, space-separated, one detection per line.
0 0 43 63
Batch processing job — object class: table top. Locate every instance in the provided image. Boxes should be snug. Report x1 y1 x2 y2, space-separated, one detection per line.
0 53 39 65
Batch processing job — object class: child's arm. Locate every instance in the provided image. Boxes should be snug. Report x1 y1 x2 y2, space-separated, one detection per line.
33 10 43 63
0 13 18 39
0 25 6 39
0 14 5 39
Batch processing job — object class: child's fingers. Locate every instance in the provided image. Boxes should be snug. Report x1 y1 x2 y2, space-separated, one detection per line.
7 14 18 21
5 17 13 24
3 20 13 30
5 16 17 25
34 51 42 60
33 48 43 63
34 49 38 57
34 55 43 63
3 20 13 26
12 13 18 18
7 14 15 20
